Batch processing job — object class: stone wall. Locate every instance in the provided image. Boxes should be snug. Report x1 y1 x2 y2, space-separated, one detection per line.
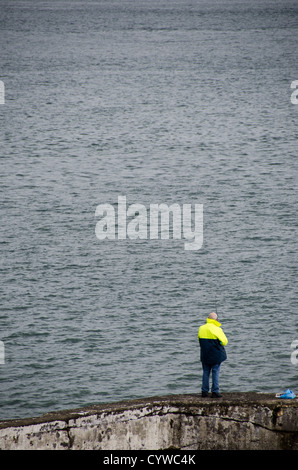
0 393 297 450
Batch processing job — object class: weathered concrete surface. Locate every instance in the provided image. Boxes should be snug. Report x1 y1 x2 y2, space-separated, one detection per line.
0 393 297 450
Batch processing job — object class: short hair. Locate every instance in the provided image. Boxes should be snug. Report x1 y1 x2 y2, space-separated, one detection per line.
208 312 218 320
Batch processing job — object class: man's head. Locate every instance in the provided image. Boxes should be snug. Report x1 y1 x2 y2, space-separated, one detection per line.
208 312 218 320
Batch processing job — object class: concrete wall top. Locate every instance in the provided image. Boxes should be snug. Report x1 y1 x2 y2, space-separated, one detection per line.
1 393 297 450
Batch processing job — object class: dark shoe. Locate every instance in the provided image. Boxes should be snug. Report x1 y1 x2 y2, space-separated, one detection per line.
211 392 222 398
201 392 208 397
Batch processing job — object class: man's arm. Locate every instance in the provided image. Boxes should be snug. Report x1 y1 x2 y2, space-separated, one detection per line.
217 328 228 346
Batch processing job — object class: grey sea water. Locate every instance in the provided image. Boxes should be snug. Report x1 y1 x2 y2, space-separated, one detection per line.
0 0 297 421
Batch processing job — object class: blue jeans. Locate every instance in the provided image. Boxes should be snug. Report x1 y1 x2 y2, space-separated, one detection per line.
202 363 221 394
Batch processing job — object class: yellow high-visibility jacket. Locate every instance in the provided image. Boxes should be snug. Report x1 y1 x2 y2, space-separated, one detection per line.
198 318 228 365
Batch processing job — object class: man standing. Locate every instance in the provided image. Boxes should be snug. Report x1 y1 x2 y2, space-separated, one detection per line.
198 312 228 398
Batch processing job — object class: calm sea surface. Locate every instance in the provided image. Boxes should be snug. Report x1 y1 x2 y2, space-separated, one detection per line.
1 0 297 421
